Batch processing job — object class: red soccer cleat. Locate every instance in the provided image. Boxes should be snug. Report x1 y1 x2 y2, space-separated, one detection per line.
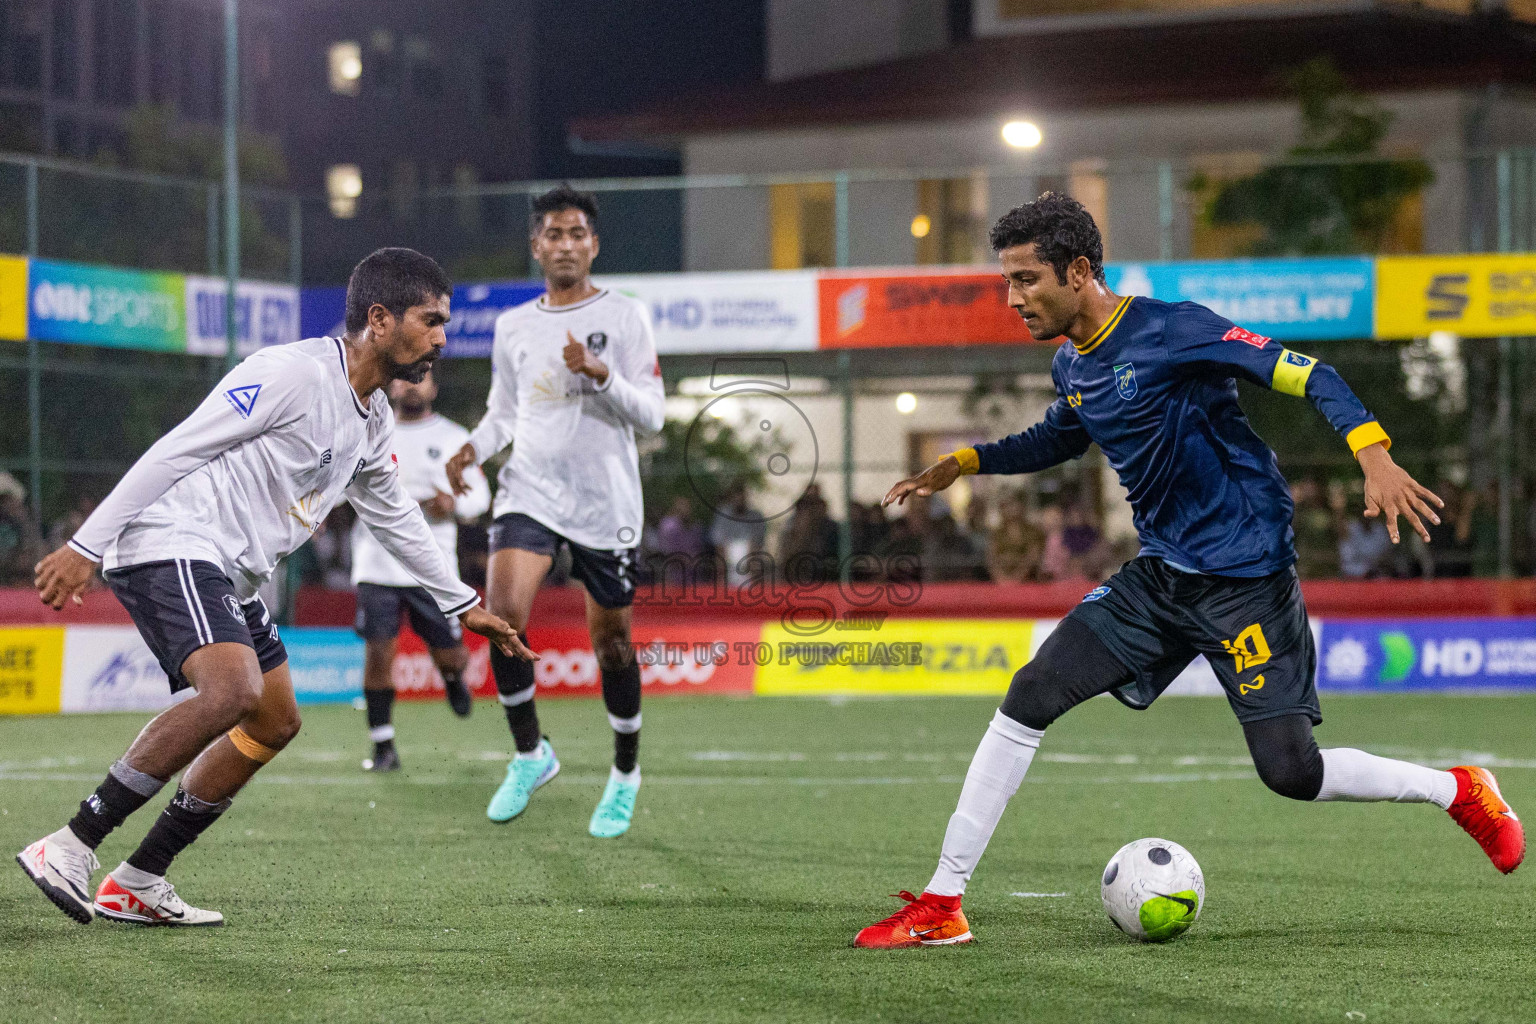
852 890 973 948
1447 766 1524 874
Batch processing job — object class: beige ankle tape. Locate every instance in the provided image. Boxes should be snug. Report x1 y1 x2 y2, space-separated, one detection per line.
226 725 279 764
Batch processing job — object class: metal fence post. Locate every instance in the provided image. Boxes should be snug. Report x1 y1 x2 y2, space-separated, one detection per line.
1494 149 1514 577
25 160 42 531
834 172 850 269
207 183 220 274
289 195 302 288
838 349 854 585
1157 160 1174 261
223 0 241 373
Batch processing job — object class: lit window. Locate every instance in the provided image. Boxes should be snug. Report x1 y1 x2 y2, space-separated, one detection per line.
328 41 362 96
327 164 363 218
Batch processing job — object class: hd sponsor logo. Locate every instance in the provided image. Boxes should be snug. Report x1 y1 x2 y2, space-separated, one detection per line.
1319 619 1536 690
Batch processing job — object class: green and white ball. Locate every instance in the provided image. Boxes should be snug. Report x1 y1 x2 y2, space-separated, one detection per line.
1100 838 1204 942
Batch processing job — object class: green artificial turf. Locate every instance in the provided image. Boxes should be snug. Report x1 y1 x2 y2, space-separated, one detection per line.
1 694 1532 1023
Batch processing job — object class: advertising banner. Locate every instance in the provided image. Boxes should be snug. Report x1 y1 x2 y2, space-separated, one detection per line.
284 628 366 706
28 259 185 350
754 618 1034 695
0 626 64 715
1105 258 1374 340
1318 618 1536 691
1375 254 1536 339
817 271 1034 349
59 625 188 714
393 621 759 701
184 276 301 356
297 281 543 358
603 271 820 354
0 254 27 341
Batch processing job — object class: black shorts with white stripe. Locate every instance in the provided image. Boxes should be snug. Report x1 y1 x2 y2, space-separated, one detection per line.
103 559 288 693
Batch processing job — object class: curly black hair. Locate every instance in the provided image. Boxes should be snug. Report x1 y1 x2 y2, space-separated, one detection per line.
529 183 598 234
988 192 1105 285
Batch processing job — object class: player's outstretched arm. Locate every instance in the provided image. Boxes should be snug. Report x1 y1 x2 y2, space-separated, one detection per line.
459 606 538 661
34 545 96 609
1357 442 1444 544
883 455 964 508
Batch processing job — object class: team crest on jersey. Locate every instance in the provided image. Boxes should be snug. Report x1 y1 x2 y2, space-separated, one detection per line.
222 594 243 623
224 384 261 419
586 332 608 355
1082 585 1111 602
427 447 441 459
1113 363 1138 400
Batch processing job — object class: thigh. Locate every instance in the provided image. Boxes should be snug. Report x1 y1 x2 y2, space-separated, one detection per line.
1000 616 1135 729
1182 568 1321 726
568 543 637 611
354 583 403 641
104 559 260 692
485 547 552 628
401 586 463 649
1066 558 1198 711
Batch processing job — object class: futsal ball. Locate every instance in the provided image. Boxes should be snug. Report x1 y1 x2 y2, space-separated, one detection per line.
1100 838 1205 942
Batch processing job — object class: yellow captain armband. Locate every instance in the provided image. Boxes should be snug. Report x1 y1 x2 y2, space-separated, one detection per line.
1346 421 1391 457
1270 349 1318 397
947 448 980 475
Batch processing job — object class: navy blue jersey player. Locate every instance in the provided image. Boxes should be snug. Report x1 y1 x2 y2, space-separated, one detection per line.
853 193 1523 950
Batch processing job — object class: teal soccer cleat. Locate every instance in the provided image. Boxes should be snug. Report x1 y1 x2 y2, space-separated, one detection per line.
588 770 640 838
487 739 560 822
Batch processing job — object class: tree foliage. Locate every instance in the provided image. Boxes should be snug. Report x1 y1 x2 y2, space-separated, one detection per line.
1195 58 1433 256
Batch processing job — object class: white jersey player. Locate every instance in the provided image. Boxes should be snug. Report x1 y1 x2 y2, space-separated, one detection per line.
21 248 530 928
447 185 664 839
350 368 491 771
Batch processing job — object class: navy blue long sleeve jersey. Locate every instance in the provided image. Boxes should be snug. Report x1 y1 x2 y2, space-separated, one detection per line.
967 295 1389 577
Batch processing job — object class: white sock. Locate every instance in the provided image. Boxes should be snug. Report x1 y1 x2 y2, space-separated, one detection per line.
925 710 1044 897
514 739 547 761
610 765 640 786
111 861 162 889
1315 748 1457 809
368 724 395 743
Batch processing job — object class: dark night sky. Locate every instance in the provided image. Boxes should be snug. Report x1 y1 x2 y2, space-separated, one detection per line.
531 0 765 178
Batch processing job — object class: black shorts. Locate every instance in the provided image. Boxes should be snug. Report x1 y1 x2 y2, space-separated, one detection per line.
354 582 463 649
1068 556 1320 725
103 559 287 694
489 513 636 609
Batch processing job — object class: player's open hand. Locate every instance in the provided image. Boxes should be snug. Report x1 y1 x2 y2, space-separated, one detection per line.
1358 442 1443 544
882 455 962 508
34 545 97 610
460 606 539 662
562 331 610 385
422 491 456 521
445 443 478 497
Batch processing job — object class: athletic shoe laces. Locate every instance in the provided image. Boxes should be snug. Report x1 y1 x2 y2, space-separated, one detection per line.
1454 780 1503 844
871 890 928 929
55 842 99 886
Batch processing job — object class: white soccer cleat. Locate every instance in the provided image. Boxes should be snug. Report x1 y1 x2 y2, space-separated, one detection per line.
16 828 100 924
94 870 225 926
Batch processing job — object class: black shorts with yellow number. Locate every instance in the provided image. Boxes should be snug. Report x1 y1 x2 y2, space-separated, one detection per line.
489 513 636 609
1068 556 1320 725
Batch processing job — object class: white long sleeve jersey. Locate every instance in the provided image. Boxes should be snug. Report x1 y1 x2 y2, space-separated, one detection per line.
466 289 665 551
69 336 479 616
350 412 489 589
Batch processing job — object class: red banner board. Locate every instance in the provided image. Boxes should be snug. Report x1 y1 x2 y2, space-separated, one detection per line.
817 271 1037 349
392 620 760 701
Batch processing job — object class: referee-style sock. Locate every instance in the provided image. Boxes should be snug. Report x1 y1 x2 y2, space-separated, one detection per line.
126 788 232 877
67 760 167 850
926 709 1044 898
1314 748 1458 808
491 641 542 754
601 664 642 773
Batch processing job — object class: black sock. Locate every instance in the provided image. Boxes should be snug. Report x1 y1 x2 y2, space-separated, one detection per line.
68 763 164 849
440 667 463 690
601 663 642 773
491 641 541 753
364 688 395 730
126 788 231 877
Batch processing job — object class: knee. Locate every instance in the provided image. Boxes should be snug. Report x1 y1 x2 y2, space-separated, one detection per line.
998 661 1066 732
1253 746 1323 801
207 675 262 725
488 597 528 634
593 631 634 673
248 705 302 751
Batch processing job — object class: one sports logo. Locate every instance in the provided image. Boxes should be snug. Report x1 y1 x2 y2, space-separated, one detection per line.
1113 364 1137 400
1239 673 1266 696
1067 391 1083 408
1222 622 1272 673
224 384 262 418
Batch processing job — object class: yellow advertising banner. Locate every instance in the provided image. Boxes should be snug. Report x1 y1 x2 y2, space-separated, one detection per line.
0 627 65 715
0 254 27 341
1375 254 1536 339
754 618 1033 696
